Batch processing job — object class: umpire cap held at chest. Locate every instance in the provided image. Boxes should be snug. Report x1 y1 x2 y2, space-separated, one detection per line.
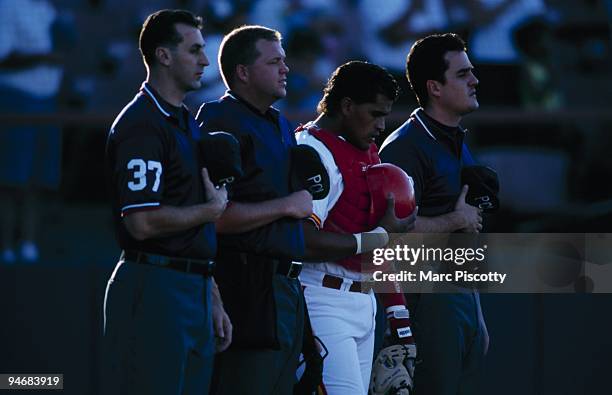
198 131 243 187
461 165 500 213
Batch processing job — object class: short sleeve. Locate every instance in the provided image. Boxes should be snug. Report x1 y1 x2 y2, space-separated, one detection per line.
296 130 343 228
112 126 166 216
380 138 427 206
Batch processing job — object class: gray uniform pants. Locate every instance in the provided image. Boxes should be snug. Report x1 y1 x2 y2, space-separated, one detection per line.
212 274 304 395
412 291 487 395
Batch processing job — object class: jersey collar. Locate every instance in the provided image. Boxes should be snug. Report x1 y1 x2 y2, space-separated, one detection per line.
412 108 467 141
141 82 190 129
224 90 280 124
413 108 467 158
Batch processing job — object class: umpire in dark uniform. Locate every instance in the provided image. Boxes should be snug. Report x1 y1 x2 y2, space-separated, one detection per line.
103 10 231 395
196 25 312 394
379 33 489 395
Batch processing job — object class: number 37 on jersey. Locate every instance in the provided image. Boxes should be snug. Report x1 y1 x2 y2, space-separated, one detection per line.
127 159 162 192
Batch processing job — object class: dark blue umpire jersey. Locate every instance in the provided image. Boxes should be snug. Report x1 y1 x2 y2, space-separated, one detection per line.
196 91 305 349
105 82 216 259
196 91 305 258
379 108 476 217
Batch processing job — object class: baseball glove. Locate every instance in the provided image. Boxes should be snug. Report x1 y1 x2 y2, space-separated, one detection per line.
369 344 417 395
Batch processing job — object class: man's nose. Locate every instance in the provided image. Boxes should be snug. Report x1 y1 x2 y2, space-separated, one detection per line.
200 52 210 67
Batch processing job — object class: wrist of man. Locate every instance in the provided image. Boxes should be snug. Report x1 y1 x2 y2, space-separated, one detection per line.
211 280 223 303
354 226 389 254
279 195 295 217
386 305 414 345
212 294 224 309
449 210 466 231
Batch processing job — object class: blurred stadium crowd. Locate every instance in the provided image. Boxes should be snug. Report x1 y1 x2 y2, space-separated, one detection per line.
1 0 612 264
25 0 612 112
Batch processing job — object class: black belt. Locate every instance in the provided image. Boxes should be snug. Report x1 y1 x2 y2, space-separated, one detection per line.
122 250 215 277
275 260 302 280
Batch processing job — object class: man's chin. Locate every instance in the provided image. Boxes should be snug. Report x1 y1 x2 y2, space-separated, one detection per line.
186 80 203 92
356 140 372 151
462 101 479 115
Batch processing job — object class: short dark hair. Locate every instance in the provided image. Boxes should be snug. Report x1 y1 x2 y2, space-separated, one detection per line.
139 9 203 67
406 33 466 107
219 25 282 88
317 61 399 116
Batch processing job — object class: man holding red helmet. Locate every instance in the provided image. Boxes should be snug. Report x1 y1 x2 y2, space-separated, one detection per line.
296 61 417 395
379 33 489 395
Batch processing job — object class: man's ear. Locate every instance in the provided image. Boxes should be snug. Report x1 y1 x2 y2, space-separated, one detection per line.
155 47 172 67
426 79 442 99
235 64 249 84
340 97 353 117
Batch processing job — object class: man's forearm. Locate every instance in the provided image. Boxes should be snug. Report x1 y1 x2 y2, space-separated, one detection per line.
215 198 290 234
302 221 357 262
124 202 224 240
211 277 223 305
414 212 464 233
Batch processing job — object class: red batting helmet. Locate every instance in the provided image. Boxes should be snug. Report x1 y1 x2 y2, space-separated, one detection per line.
366 163 416 226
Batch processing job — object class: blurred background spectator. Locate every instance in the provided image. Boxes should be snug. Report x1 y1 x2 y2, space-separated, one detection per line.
0 0 74 264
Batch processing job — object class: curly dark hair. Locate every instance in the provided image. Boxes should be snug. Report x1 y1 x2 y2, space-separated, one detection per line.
317 61 399 116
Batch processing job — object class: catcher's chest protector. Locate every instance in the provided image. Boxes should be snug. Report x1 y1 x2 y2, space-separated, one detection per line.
310 128 380 272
